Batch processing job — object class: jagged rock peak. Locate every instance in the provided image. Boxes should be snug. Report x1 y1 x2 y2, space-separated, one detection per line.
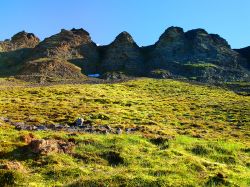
0 31 40 51
59 28 90 37
71 28 90 36
114 31 135 44
11 31 39 42
185 28 208 36
31 28 95 59
159 26 184 40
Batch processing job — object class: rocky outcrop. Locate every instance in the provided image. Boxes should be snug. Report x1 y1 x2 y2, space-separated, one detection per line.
101 32 144 75
0 31 39 52
31 28 100 74
146 27 249 82
148 27 242 68
0 26 249 82
28 139 75 155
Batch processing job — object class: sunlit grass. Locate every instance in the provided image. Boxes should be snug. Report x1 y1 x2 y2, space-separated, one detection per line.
0 78 249 186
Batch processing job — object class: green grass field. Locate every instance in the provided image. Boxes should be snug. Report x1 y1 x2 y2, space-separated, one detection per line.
0 78 249 186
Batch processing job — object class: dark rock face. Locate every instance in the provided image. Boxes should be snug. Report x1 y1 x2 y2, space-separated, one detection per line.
149 27 241 67
0 26 249 82
101 32 144 75
147 27 249 82
0 31 40 52
235 46 250 69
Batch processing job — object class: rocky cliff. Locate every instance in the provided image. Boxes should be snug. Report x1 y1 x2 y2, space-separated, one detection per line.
101 32 144 75
0 27 249 82
146 27 249 82
235 46 250 69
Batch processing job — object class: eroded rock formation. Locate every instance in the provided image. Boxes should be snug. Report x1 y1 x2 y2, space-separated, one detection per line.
0 26 249 82
101 32 144 75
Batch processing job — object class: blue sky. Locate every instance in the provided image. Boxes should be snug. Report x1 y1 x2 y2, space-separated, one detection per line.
0 0 249 48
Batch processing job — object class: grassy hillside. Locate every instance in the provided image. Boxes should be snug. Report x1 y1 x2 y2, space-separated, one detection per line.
0 78 249 186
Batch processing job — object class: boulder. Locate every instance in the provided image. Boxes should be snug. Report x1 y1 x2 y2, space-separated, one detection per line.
75 118 84 126
29 139 75 155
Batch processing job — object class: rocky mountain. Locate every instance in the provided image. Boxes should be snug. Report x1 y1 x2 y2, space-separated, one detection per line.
100 32 144 75
0 31 40 52
30 28 100 74
146 27 249 82
0 27 249 83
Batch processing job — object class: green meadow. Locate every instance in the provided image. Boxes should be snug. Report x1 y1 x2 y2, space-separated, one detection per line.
0 78 249 186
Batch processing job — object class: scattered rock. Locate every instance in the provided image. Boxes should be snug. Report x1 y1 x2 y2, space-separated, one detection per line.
117 128 123 135
36 125 47 131
0 117 10 123
125 127 139 134
75 118 84 127
29 139 75 155
8 120 138 135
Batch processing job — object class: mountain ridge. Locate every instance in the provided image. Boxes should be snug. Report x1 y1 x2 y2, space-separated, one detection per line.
0 27 249 83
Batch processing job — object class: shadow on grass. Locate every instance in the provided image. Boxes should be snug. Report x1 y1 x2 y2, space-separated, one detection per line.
0 145 39 161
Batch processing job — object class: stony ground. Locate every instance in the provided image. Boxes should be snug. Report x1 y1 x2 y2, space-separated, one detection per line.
0 78 249 186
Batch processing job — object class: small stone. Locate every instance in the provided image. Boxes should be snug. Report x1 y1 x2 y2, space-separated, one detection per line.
12 122 25 126
15 125 27 131
105 125 112 131
117 128 122 135
37 125 47 131
125 128 131 134
75 118 84 126
0 117 10 122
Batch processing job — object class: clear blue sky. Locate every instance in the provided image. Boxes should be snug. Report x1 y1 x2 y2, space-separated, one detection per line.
0 0 249 48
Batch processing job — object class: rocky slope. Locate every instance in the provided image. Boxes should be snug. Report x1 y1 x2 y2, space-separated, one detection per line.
0 27 249 82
